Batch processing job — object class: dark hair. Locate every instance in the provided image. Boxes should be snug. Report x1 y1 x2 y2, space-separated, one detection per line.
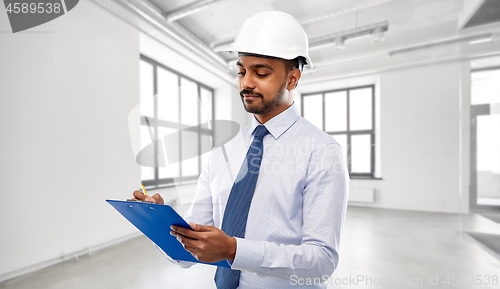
281 56 307 73
238 52 307 72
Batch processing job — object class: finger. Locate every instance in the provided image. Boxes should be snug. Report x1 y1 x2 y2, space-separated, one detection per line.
172 226 194 239
144 196 156 203
183 244 199 255
152 193 164 205
169 233 204 261
172 232 198 248
188 223 212 232
133 190 146 200
170 230 195 240
171 225 193 234
171 226 199 239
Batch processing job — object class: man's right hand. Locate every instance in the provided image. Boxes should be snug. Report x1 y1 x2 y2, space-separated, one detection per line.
132 190 164 205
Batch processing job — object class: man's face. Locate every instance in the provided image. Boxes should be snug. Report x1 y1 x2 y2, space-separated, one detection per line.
237 56 289 115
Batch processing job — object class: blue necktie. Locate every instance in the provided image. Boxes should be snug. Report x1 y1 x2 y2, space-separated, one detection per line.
214 125 269 289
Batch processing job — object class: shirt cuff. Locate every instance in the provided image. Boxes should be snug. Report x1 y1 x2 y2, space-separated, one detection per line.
155 245 194 268
231 237 263 272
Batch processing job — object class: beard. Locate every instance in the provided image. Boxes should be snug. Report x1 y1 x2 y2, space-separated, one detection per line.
240 79 287 115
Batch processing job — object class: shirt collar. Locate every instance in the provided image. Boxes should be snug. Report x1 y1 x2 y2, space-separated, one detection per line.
250 102 300 139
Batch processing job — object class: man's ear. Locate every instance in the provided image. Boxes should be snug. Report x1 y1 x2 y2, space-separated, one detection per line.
287 68 302 90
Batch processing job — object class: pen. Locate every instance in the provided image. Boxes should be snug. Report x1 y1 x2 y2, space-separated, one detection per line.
141 184 148 197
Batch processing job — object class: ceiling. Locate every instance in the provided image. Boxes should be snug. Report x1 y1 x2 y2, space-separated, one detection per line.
99 0 500 83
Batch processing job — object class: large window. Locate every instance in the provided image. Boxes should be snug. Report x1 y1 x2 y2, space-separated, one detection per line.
302 85 375 178
470 68 500 210
139 55 214 188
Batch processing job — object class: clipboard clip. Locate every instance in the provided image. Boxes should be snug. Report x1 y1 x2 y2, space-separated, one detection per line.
126 198 154 204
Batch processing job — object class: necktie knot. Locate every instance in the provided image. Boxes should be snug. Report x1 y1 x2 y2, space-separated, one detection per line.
254 125 269 139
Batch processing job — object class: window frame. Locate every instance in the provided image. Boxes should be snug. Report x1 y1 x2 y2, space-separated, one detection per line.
140 54 215 188
301 85 376 178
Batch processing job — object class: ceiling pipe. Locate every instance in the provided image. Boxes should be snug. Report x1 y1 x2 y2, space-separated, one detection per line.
309 21 389 49
307 33 496 68
165 0 231 22
120 0 230 71
388 33 494 57
212 39 234 51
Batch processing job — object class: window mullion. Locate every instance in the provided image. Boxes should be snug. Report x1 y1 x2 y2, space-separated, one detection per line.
178 75 182 180
347 89 351 174
153 64 159 185
371 85 375 176
197 84 201 175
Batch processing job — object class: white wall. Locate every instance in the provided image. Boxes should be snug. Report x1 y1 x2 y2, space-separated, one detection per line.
300 62 464 213
0 1 249 278
370 61 461 213
0 0 140 278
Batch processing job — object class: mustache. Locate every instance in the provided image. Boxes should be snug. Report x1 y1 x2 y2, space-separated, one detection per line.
240 89 263 98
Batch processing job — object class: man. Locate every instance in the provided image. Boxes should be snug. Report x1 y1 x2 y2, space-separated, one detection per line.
134 11 349 289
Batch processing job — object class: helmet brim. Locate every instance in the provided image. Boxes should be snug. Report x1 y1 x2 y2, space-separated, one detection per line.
220 44 313 69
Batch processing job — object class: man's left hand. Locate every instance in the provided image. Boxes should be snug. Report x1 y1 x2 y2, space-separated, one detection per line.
170 223 236 263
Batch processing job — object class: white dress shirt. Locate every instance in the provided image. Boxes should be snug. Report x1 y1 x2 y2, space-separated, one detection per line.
181 102 349 288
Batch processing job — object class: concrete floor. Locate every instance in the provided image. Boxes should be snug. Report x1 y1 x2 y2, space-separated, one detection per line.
2 206 500 289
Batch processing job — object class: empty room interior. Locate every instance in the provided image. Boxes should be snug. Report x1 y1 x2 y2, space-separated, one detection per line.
1 0 500 288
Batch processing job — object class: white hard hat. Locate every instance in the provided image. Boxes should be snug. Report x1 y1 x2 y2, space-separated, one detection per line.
223 11 313 69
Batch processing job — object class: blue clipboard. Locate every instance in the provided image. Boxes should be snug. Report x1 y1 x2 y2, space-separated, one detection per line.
106 200 230 268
